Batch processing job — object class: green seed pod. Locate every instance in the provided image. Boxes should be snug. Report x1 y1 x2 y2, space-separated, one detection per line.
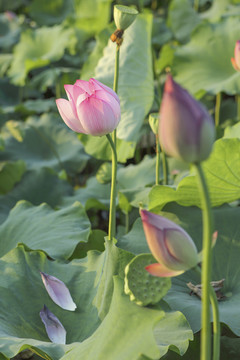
113 5 138 31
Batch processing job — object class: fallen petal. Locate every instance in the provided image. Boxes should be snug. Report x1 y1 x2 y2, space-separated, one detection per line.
40 272 77 311
40 305 66 344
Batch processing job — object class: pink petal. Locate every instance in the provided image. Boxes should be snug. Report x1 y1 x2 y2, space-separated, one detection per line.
94 90 121 120
64 85 75 101
90 78 120 104
40 305 66 344
141 209 181 232
77 97 119 136
41 272 77 311
231 57 240 71
74 80 92 95
56 99 86 133
145 263 183 277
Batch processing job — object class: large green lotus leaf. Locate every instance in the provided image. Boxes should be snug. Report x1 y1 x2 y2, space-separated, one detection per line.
224 121 240 138
152 17 172 49
62 156 155 211
61 279 192 360
172 17 240 95
201 0 240 23
167 0 200 43
80 25 113 81
28 0 73 25
118 155 155 189
149 138 240 211
61 176 110 211
0 168 72 225
162 333 240 360
0 160 26 195
0 54 13 78
0 243 192 359
78 133 135 163
0 78 20 107
0 114 89 175
0 14 20 49
69 229 106 260
8 25 76 86
118 202 240 335
14 99 56 116
117 217 149 255
72 0 112 34
93 14 154 142
0 200 90 260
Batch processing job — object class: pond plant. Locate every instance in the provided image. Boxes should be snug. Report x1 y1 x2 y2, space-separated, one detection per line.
0 1 240 360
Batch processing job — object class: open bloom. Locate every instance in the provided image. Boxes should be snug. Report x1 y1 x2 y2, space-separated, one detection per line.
159 75 215 163
56 78 121 136
40 272 77 311
140 209 199 277
231 40 240 71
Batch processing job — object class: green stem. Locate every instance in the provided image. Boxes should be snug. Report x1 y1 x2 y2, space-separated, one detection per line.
113 45 120 94
106 134 117 241
210 286 220 360
161 149 168 185
193 163 214 360
215 92 221 127
156 135 160 185
110 44 120 238
194 266 220 360
237 95 240 121
125 212 129 234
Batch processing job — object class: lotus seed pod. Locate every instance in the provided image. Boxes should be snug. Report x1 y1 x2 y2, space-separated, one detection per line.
113 5 138 31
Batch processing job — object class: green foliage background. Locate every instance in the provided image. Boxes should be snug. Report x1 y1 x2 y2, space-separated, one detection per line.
1 0 240 359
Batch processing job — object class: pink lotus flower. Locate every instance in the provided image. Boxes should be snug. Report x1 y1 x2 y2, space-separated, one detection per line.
56 78 121 136
159 75 215 163
231 40 240 71
140 209 199 277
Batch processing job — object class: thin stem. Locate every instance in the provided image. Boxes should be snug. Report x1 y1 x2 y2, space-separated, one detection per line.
125 213 129 234
156 135 160 185
113 45 120 94
215 92 221 127
210 286 220 360
160 148 168 185
237 95 240 121
110 44 120 237
194 266 220 360
193 163 214 360
106 134 117 241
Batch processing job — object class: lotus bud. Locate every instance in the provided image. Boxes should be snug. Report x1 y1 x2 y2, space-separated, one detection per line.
40 272 77 311
159 75 215 163
40 305 66 344
148 113 159 135
113 5 138 31
56 78 121 136
231 40 240 71
140 209 199 277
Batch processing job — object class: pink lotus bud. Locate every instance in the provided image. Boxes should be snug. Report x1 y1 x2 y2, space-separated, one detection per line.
40 272 77 311
231 40 240 71
40 305 66 344
56 78 121 136
159 75 215 163
140 209 199 277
